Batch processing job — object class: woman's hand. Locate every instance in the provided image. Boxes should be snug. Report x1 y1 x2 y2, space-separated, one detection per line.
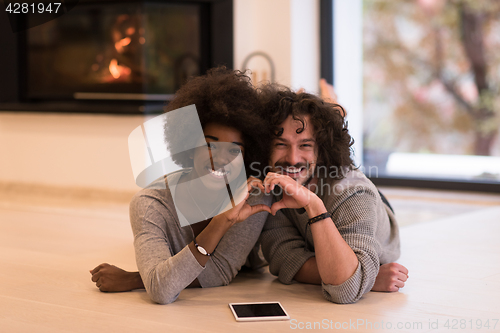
90 263 144 292
216 177 271 226
263 172 321 215
189 177 271 267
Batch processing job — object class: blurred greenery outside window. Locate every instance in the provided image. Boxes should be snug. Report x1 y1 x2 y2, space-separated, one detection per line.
362 0 500 183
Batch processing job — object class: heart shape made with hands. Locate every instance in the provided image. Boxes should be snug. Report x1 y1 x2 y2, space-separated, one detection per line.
264 173 317 216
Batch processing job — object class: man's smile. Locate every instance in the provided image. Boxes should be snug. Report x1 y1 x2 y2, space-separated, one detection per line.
279 166 307 178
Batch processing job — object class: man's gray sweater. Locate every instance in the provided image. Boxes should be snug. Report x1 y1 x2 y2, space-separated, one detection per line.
260 168 400 304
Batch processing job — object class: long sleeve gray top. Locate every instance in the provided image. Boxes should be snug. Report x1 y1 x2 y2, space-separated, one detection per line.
260 169 400 304
130 170 271 304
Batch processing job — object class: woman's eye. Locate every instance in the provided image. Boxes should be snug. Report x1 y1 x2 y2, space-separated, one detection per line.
275 143 286 147
207 142 217 149
230 147 242 155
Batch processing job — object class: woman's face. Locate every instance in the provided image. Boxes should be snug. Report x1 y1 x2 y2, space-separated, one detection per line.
191 123 246 191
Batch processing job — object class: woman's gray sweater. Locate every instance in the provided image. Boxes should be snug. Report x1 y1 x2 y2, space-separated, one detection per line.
130 170 270 304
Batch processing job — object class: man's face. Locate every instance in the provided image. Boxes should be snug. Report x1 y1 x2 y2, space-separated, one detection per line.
269 115 317 185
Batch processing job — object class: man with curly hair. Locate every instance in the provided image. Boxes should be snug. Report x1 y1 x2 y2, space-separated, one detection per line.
258 85 408 304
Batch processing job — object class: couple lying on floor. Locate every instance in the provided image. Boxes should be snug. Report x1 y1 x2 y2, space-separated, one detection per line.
90 67 408 304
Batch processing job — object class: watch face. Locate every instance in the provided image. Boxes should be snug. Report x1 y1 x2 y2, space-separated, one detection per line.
197 245 208 255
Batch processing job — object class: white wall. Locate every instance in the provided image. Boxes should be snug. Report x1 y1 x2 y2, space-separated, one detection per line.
0 1 320 192
290 0 320 93
234 0 319 92
334 0 363 166
234 0 292 85
0 112 145 192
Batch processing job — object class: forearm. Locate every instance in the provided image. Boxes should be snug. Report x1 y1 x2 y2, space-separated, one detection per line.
260 214 316 284
131 197 235 303
129 271 145 289
305 199 359 285
188 215 232 267
199 207 270 287
137 244 203 304
293 257 322 285
187 278 201 288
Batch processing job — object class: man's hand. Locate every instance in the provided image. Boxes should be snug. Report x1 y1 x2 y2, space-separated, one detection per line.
371 263 409 292
90 263 144 292
263 172 319 215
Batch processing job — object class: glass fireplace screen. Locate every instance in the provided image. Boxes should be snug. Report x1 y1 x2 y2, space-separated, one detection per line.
26 2 202 101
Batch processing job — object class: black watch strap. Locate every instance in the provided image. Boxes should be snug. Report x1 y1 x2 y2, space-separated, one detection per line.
307 212 331 225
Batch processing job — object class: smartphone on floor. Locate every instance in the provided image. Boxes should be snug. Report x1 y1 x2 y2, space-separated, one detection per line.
229 302 290 322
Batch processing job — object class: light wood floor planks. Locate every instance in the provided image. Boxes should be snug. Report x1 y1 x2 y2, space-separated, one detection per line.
1 189 499 332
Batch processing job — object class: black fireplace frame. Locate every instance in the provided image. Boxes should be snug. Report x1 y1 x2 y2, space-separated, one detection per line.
0 0 233 114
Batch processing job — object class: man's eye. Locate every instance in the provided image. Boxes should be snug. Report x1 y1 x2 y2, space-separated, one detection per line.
275 143 286 147
301 144 313 149
207 142 217 149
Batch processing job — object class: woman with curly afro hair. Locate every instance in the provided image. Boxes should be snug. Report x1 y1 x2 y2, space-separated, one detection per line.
90 67 273 304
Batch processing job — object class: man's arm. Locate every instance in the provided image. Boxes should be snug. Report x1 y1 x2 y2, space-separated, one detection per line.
263 173 386 303
304 197 360 286
293 257 321 284
260 208 316 285
294 258 409 293
264 173 360 287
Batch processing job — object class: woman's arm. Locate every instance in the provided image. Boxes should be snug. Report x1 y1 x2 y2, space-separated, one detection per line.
131 198 206 304
196 193 271 287
132 180 271 304
89 263 202 292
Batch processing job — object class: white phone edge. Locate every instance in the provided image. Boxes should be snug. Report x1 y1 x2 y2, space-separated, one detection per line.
228 301 291 322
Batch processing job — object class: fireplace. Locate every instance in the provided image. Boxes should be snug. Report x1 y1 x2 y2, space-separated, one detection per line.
0 0 233 114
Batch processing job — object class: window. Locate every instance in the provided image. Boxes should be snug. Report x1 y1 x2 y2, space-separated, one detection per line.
328 0 500 189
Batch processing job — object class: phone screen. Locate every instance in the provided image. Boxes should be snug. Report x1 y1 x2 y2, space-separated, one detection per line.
230 302 289 320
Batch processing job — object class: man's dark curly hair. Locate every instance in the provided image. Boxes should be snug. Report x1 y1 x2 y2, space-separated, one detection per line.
258 83 354 180
163 67 270 178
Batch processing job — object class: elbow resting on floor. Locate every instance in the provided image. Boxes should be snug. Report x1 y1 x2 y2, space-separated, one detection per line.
148 289 180 305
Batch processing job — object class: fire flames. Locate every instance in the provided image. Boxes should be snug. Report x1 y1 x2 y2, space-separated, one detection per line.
108 59 131 79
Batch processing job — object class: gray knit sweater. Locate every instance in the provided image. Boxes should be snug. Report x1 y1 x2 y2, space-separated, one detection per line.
130 170 271 304
260 169 400 304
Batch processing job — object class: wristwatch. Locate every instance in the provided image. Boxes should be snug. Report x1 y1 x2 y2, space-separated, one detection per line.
194 237 212 256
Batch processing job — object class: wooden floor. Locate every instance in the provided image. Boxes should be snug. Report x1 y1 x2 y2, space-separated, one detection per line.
1 188 499 332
